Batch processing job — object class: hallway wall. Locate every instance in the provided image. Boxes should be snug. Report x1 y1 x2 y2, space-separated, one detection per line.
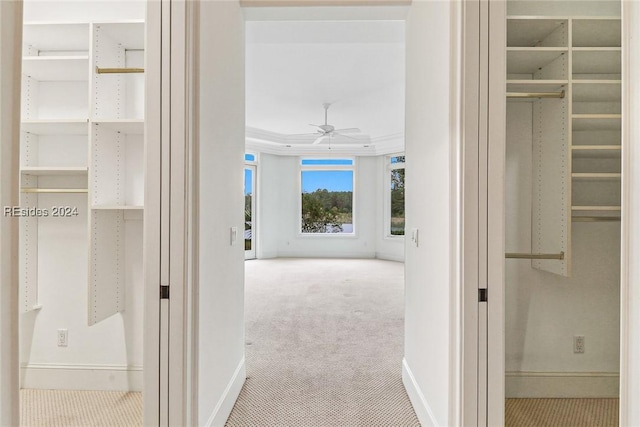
403 1 455 426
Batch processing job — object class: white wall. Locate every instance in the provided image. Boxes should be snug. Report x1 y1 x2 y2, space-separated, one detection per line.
197 1 246 425
402 1 454 426
0 1 22 424
505 103 620 398
23 0 145 22
258 154 378 259
19 207 144 390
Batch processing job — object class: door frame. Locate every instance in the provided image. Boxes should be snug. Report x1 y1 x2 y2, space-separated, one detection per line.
486 3 640 425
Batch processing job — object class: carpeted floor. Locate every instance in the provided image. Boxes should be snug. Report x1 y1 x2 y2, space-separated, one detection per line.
225 258 420 427
505 398 619 427
20 389 142 427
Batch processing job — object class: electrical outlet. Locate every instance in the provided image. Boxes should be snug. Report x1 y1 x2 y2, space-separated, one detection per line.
574 335 585 353
57 329 68 347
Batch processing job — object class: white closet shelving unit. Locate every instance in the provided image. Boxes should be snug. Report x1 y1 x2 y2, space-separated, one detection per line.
507 15 621 277
20 20 145 324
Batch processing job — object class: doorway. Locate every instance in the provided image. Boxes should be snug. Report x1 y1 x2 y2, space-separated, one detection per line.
487 0 628 425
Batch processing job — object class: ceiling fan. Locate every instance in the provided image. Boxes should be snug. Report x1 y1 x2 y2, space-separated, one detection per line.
290 103 361 145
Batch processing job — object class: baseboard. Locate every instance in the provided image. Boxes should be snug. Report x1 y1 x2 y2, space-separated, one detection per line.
20 363 143 391
204 357 246 427
402 358 440 427
506 371 620 398
276 251 376 259
375 251 405 262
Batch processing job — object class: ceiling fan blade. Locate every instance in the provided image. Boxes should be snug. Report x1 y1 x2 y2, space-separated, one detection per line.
312 135 328 145
332 128 361 134
333 132 359 140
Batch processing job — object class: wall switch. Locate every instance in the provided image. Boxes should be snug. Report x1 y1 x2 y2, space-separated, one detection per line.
57 329 68 347
574 335 585 353
411 228 419 247
230 226 238 245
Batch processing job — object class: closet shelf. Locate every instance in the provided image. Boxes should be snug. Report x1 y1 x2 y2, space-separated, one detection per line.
21 166 88 176
571 145 621 158
507 49 567 75
571 172 621 180
572 115 621 131
22 119 89 135
22 56 89 82
91 205 143 210
572 206 621 211
93 119 144 135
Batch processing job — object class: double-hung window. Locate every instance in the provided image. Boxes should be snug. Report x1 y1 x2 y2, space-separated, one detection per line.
300 158 355 234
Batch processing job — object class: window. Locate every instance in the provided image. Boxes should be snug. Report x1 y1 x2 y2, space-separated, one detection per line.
388 155 405 236
300 158 354 234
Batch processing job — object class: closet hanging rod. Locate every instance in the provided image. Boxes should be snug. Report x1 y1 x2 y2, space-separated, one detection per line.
572 216 621 222
96 67 144 74
505 252 565 260
506 90 565 99
21 188 88 194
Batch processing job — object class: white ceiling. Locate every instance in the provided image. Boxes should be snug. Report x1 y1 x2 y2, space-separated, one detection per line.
246 20 405 152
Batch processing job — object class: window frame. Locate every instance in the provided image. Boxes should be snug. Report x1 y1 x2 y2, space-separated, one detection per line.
298 157 357 237
385 153 405 239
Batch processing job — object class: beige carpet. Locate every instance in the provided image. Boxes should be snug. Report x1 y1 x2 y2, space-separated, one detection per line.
506 398 619 427
20 389 142 427
225 258 419 427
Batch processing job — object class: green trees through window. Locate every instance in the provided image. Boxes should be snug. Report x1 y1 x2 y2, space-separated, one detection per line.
300 159 354 234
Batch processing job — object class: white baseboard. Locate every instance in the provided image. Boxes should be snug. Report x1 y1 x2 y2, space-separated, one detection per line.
402 358 440 427
375 251 405 262
20 363 142 391
506 371 619 398
205 357 246 427
276 251 376 259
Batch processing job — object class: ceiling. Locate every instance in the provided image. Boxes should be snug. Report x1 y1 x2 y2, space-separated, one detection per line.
245 20 405 154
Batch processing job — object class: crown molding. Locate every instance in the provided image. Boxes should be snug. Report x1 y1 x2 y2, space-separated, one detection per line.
245 126 404 156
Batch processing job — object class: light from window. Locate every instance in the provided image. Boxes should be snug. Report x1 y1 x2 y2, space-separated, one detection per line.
389 155 405 236
300 159 354 234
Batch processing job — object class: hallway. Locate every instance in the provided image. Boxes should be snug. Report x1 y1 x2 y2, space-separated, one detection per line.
225 258 419 426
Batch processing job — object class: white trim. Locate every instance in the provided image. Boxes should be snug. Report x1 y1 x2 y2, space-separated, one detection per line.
375 251 404 262
621 2 638 426
402 358 440 427
144 1 162 425
204 358 246 427
20 363 143 392
506 371 619 398
278 250 375 259
0 3 23 425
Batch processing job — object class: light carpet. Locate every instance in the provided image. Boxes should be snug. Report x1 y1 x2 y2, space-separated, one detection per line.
225 258 419 427
20 389 142 427
505 398 619 427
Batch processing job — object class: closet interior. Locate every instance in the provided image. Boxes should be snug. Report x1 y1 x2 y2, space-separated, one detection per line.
18 2 146 422
504 0 621 416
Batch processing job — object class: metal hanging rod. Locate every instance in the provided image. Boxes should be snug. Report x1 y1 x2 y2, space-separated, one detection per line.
572 216 621 222
505 251 565 260
507 90 565 99
96 67 144 74
21 188 88 194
